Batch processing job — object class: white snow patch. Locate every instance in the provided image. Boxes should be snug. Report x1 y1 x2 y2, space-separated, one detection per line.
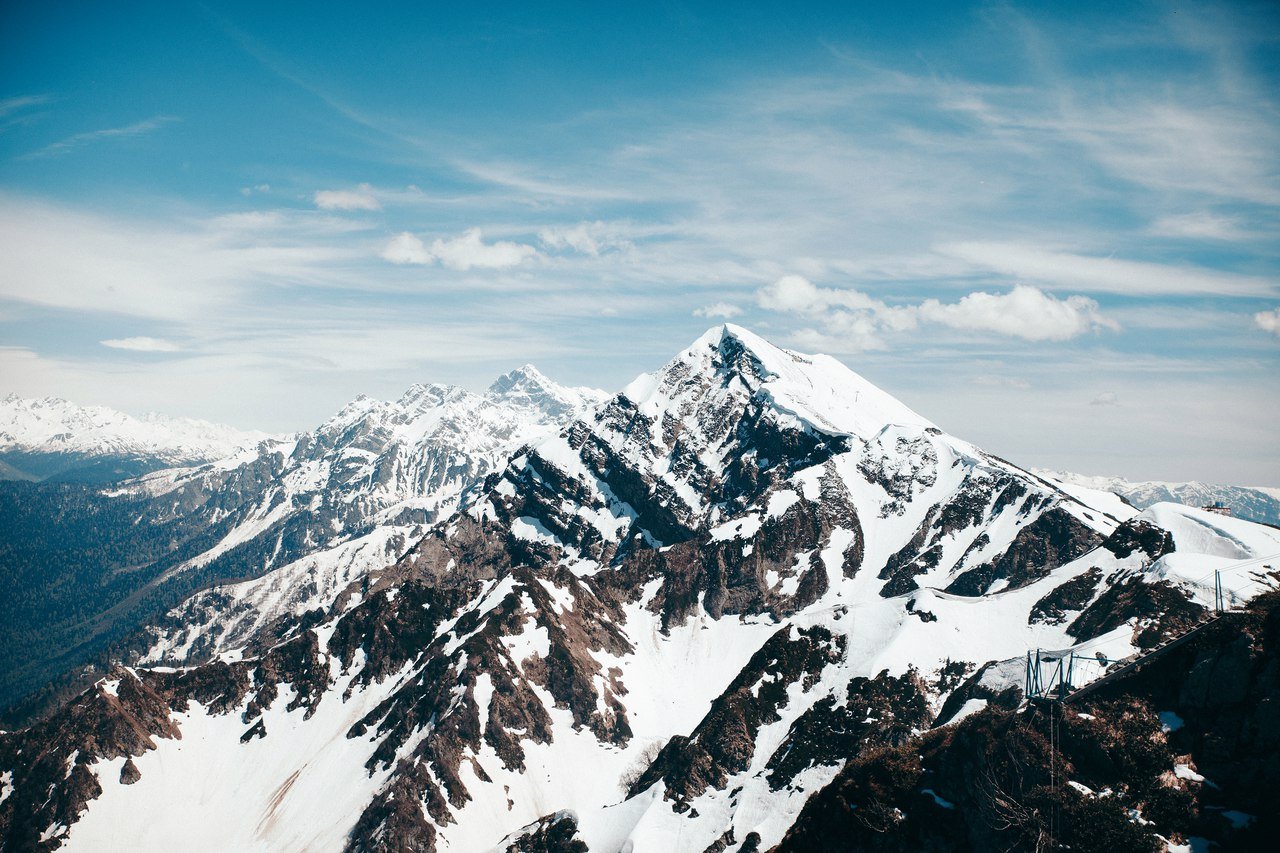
1174 763 1205 783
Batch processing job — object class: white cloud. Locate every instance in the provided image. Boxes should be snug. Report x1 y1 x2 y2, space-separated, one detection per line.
100 337 181 352
917 285 1116 342
692 302 742 319
1090 392 1119 407
1149 212 1250 242
313 184 381 211
539 221 633 255
758 275 912 322
757 276 1115 349
381 232 433 265
378 228 538 270
430 229 538 271
1255 308 1280 336
1069 103 1280 207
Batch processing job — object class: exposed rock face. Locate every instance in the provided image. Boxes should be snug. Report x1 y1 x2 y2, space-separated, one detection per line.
118 759 140 786
628 626 845 804
764 669 933 790
1102 518 1176 560
1069 577 1207 647
497 812 589 853
932 661 1024 727
138 369 606 662
1030 567 1103 625
946 507 1103 596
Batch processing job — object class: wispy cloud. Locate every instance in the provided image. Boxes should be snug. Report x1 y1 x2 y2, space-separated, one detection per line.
456 161 634 202
0 194 360 321
201 5 422 150
937 242 1276 298
1148 212 1252 242
100 336 181 352
22 115 179 159
538 221 634 256
0 94 52 119
380 228 539 271
972 374 1031 391
692 302 742 319
313 184 381 211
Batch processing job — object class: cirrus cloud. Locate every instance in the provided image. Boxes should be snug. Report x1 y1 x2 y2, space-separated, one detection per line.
100 336 181 352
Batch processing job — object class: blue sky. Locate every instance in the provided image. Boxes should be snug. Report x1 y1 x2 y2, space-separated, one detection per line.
1 0 1277 483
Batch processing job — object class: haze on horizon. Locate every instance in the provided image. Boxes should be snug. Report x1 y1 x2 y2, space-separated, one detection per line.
0 0 1277 485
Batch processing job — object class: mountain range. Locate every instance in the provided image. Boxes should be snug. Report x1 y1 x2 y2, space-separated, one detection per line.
0 394 272 483
1 326 1277 852
0 367 603 722
1035 470 1280 527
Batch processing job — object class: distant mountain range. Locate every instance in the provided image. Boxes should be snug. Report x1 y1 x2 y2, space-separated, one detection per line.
0 394 272 483
1036 469 1280 527
2 326 1277 852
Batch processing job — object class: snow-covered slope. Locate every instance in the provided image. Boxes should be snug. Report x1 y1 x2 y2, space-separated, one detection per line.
133 365 607 662
1038 469 1280 527
0 394 271 482
2 326 1276 853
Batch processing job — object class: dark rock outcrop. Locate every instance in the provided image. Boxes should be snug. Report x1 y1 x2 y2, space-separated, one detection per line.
1029 567 1103 625
1068 577 1205 647
946 508 1102 596
627 626 845 804
1102 519 1175 561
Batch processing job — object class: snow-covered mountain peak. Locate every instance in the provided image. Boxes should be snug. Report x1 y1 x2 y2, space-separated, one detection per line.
318 368 605 444
624 324 934 444
487 362 550 394
0 393 272 472
487 362 607 419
